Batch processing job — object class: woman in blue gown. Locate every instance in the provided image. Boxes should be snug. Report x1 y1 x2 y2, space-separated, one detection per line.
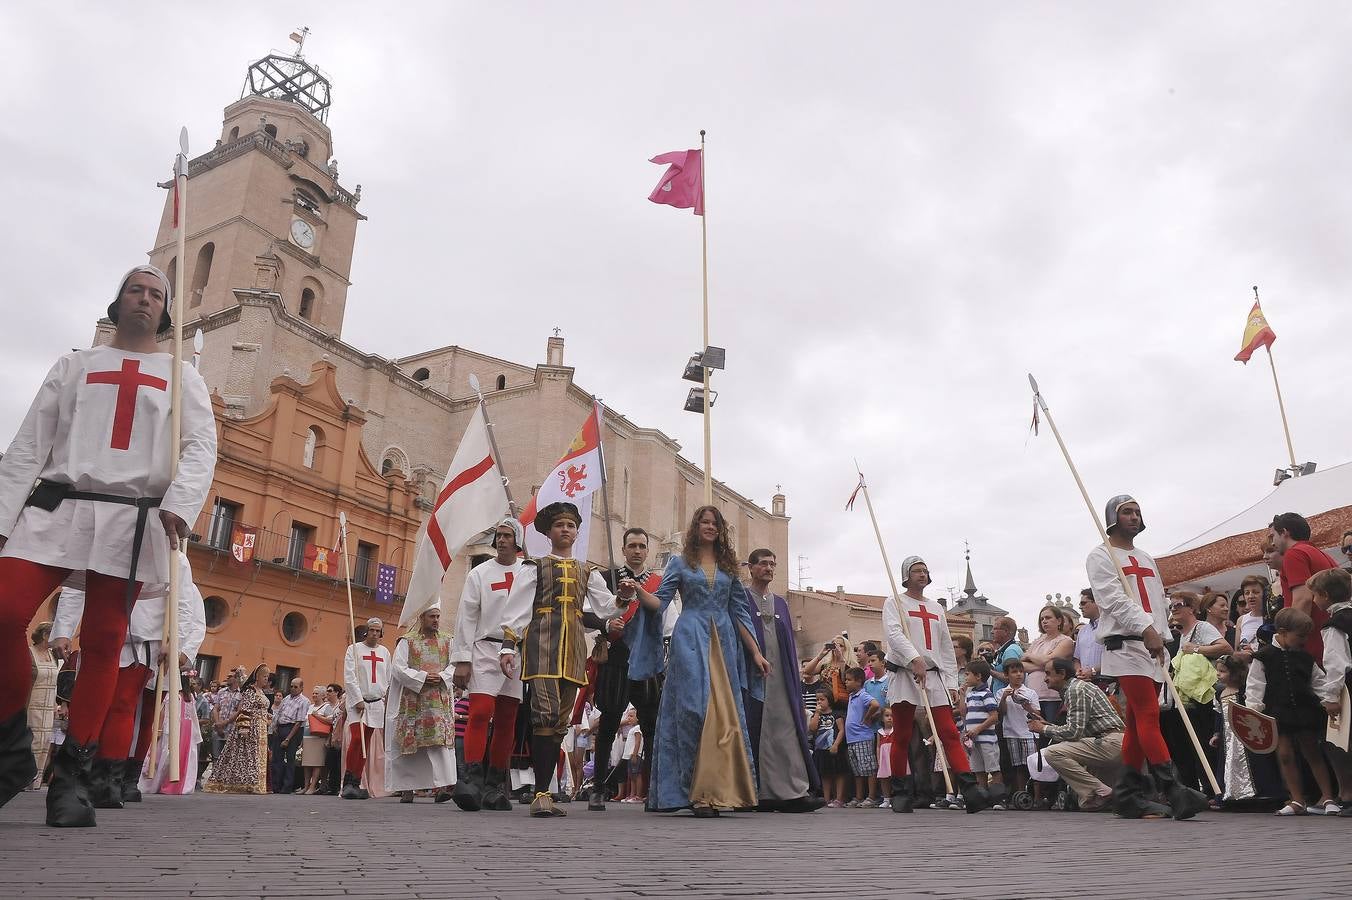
630 506 770 816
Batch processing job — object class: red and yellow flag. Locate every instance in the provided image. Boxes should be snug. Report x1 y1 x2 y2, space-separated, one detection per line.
1234 301 1276 364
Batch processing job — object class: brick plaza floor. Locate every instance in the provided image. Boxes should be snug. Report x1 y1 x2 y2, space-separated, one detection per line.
1 790 1348 899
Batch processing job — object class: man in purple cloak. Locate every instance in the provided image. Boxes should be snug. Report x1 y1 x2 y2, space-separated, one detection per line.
743 549 823 812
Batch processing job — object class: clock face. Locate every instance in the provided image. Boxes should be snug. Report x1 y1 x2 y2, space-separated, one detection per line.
290 218 315 249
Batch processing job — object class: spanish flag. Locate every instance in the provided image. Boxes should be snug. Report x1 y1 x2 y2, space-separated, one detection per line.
1234 300 1276 363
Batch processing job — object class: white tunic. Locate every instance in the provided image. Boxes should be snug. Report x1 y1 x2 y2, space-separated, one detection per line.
1314 603 1351 704
51 550 207 671
1085 543 1170 682
450 557 527 700
344 641 392 727
883 593 959 707
0 346 216 585
383 637 457 791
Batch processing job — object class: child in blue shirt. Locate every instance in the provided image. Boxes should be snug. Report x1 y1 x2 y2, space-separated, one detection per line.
844 667 882 807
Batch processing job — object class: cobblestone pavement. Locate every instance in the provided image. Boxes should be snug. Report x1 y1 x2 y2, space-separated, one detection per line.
2 790 1349 899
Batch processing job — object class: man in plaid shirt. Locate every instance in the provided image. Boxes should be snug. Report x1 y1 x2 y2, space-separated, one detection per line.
1030 658 1123 812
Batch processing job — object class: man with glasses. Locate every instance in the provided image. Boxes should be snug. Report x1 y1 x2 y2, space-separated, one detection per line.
1073 589 1104 684
1340 530 1352 573
272 676 309 793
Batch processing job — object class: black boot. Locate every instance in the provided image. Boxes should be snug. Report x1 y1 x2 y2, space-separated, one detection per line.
88 757 124 810
451 762 485 811
340 772 367 800
588 787 608 811
890 776 914 813
482 767 513 811
46 740 97 827
1113 769 1170 819
1149 761 1208 821
121 759 143 803
0 710 38 809
956 772 994 814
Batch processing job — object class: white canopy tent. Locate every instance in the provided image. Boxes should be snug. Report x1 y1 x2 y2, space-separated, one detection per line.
1159 461 1352 594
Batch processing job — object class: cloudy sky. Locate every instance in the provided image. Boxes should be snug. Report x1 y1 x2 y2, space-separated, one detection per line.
2 3 1347 628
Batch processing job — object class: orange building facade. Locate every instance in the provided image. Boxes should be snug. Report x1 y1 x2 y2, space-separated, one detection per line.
184 360 420 688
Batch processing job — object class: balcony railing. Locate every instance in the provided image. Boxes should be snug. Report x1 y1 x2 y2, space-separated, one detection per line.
189 510 415 605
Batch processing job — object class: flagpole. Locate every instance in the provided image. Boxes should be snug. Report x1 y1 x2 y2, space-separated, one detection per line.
699 129 712 505
1265 346 1297 469
337 510 365 761
1028 375 1221 795
469 374 516 515
852 462 954 796
593 399 621 591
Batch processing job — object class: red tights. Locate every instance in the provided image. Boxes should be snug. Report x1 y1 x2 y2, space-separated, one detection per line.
0 559 139 746
889 702 971 778
1117 674 1171 769
344 722 370 778
464 693 519 769
98 664 152 761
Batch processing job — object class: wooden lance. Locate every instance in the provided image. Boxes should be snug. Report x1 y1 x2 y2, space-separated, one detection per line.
149 128 190 783
851 462 955 796
1028 374 1221 795
337 510 366 760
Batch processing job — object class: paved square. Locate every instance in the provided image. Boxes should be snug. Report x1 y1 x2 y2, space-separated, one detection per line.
1 791 1348 899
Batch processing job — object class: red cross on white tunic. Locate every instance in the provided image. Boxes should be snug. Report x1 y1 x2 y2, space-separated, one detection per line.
362 649 383 682
1122 556 1156 613
908 604 941 650
490 571 514 594
85 359 168 451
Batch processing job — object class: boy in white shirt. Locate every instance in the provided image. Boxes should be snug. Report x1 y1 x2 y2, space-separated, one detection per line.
996 659 1040 803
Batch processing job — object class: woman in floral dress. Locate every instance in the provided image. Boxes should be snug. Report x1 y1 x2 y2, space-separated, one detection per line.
204 664 271 794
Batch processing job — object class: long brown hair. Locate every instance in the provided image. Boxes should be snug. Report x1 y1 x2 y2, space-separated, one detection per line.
681 505 739 577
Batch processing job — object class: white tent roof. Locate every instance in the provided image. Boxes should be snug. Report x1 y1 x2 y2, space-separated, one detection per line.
1167 461 1352 555
1160 460 1352 593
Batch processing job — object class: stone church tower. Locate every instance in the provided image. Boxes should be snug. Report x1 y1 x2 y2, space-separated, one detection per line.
144 43 363 337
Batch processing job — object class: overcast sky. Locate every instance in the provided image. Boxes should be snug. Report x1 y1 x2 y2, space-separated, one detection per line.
2 3 1347 630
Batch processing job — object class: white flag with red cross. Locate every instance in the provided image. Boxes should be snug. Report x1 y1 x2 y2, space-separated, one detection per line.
399 406 508 627
519 403 604 559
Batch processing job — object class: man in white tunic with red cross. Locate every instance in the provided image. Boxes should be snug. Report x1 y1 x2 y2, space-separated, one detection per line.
341 617 391 799
450 518 528 812
882 555 992 814
1086 494 1207 820
0 265 216 827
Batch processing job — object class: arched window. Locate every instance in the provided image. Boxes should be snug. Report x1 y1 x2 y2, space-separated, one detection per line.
412 368 430 383
281 611 308 644
298 277 322 322
299 288 315 320
380 447 408 478
228 126 239 142
190 242 214 308
495 374 506 390
302 425 325 469
203 596 229 630
264 124 278 140
165 257 177 295
381 458 394 476
294 189 320 214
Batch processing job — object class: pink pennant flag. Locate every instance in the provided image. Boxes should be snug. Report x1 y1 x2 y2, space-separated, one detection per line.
648 149 704 215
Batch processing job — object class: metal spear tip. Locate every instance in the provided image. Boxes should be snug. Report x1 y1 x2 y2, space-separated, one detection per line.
1027 373 1040 394
338 511 347 528
179 127 189 155
468 374 480 393
193 331 204 354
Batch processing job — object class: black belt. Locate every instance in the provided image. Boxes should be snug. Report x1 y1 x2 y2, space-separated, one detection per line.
884 661 938 673
1102 634 1144 651
26 479 164 608
481 636 504 644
